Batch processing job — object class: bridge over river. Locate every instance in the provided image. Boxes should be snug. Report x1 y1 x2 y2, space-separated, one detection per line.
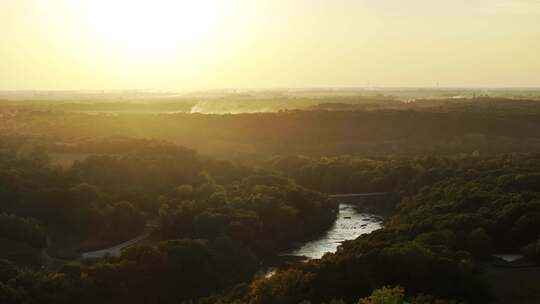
328 192 400 214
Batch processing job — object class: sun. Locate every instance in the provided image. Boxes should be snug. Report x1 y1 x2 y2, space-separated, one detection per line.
72 0 223 59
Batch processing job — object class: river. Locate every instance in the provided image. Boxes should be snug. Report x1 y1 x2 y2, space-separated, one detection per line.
264 204 383 277
287 203 384 259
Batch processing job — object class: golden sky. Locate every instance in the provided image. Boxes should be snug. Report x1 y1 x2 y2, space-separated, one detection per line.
1 0 540 90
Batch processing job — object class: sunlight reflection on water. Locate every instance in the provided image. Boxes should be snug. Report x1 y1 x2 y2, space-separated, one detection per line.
288 204 383 260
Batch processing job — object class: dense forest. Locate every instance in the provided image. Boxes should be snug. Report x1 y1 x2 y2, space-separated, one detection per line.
1 96 540 303
3 96 540 164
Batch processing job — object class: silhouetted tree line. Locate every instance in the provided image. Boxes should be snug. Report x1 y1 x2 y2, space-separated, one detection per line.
3 102 540 163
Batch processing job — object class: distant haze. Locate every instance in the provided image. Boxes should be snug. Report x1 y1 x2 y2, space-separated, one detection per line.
1 0 540 90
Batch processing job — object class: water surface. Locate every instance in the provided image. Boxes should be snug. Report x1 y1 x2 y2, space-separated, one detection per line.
288 203 383 260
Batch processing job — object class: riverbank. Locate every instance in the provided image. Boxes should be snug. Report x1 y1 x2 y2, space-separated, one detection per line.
261 203 384 277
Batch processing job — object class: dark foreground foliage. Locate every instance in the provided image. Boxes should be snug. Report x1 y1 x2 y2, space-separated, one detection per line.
0 138 335 303
1 134 540 303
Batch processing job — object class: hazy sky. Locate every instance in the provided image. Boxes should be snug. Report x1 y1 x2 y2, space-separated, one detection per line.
1 0 540 90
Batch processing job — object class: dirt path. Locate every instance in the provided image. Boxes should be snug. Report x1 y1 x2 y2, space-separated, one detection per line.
81 220 158 259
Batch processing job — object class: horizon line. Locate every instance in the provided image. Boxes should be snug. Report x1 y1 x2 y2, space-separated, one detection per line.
2 86 540 93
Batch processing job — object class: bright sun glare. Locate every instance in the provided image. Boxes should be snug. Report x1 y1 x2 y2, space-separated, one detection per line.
72 0 223 58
